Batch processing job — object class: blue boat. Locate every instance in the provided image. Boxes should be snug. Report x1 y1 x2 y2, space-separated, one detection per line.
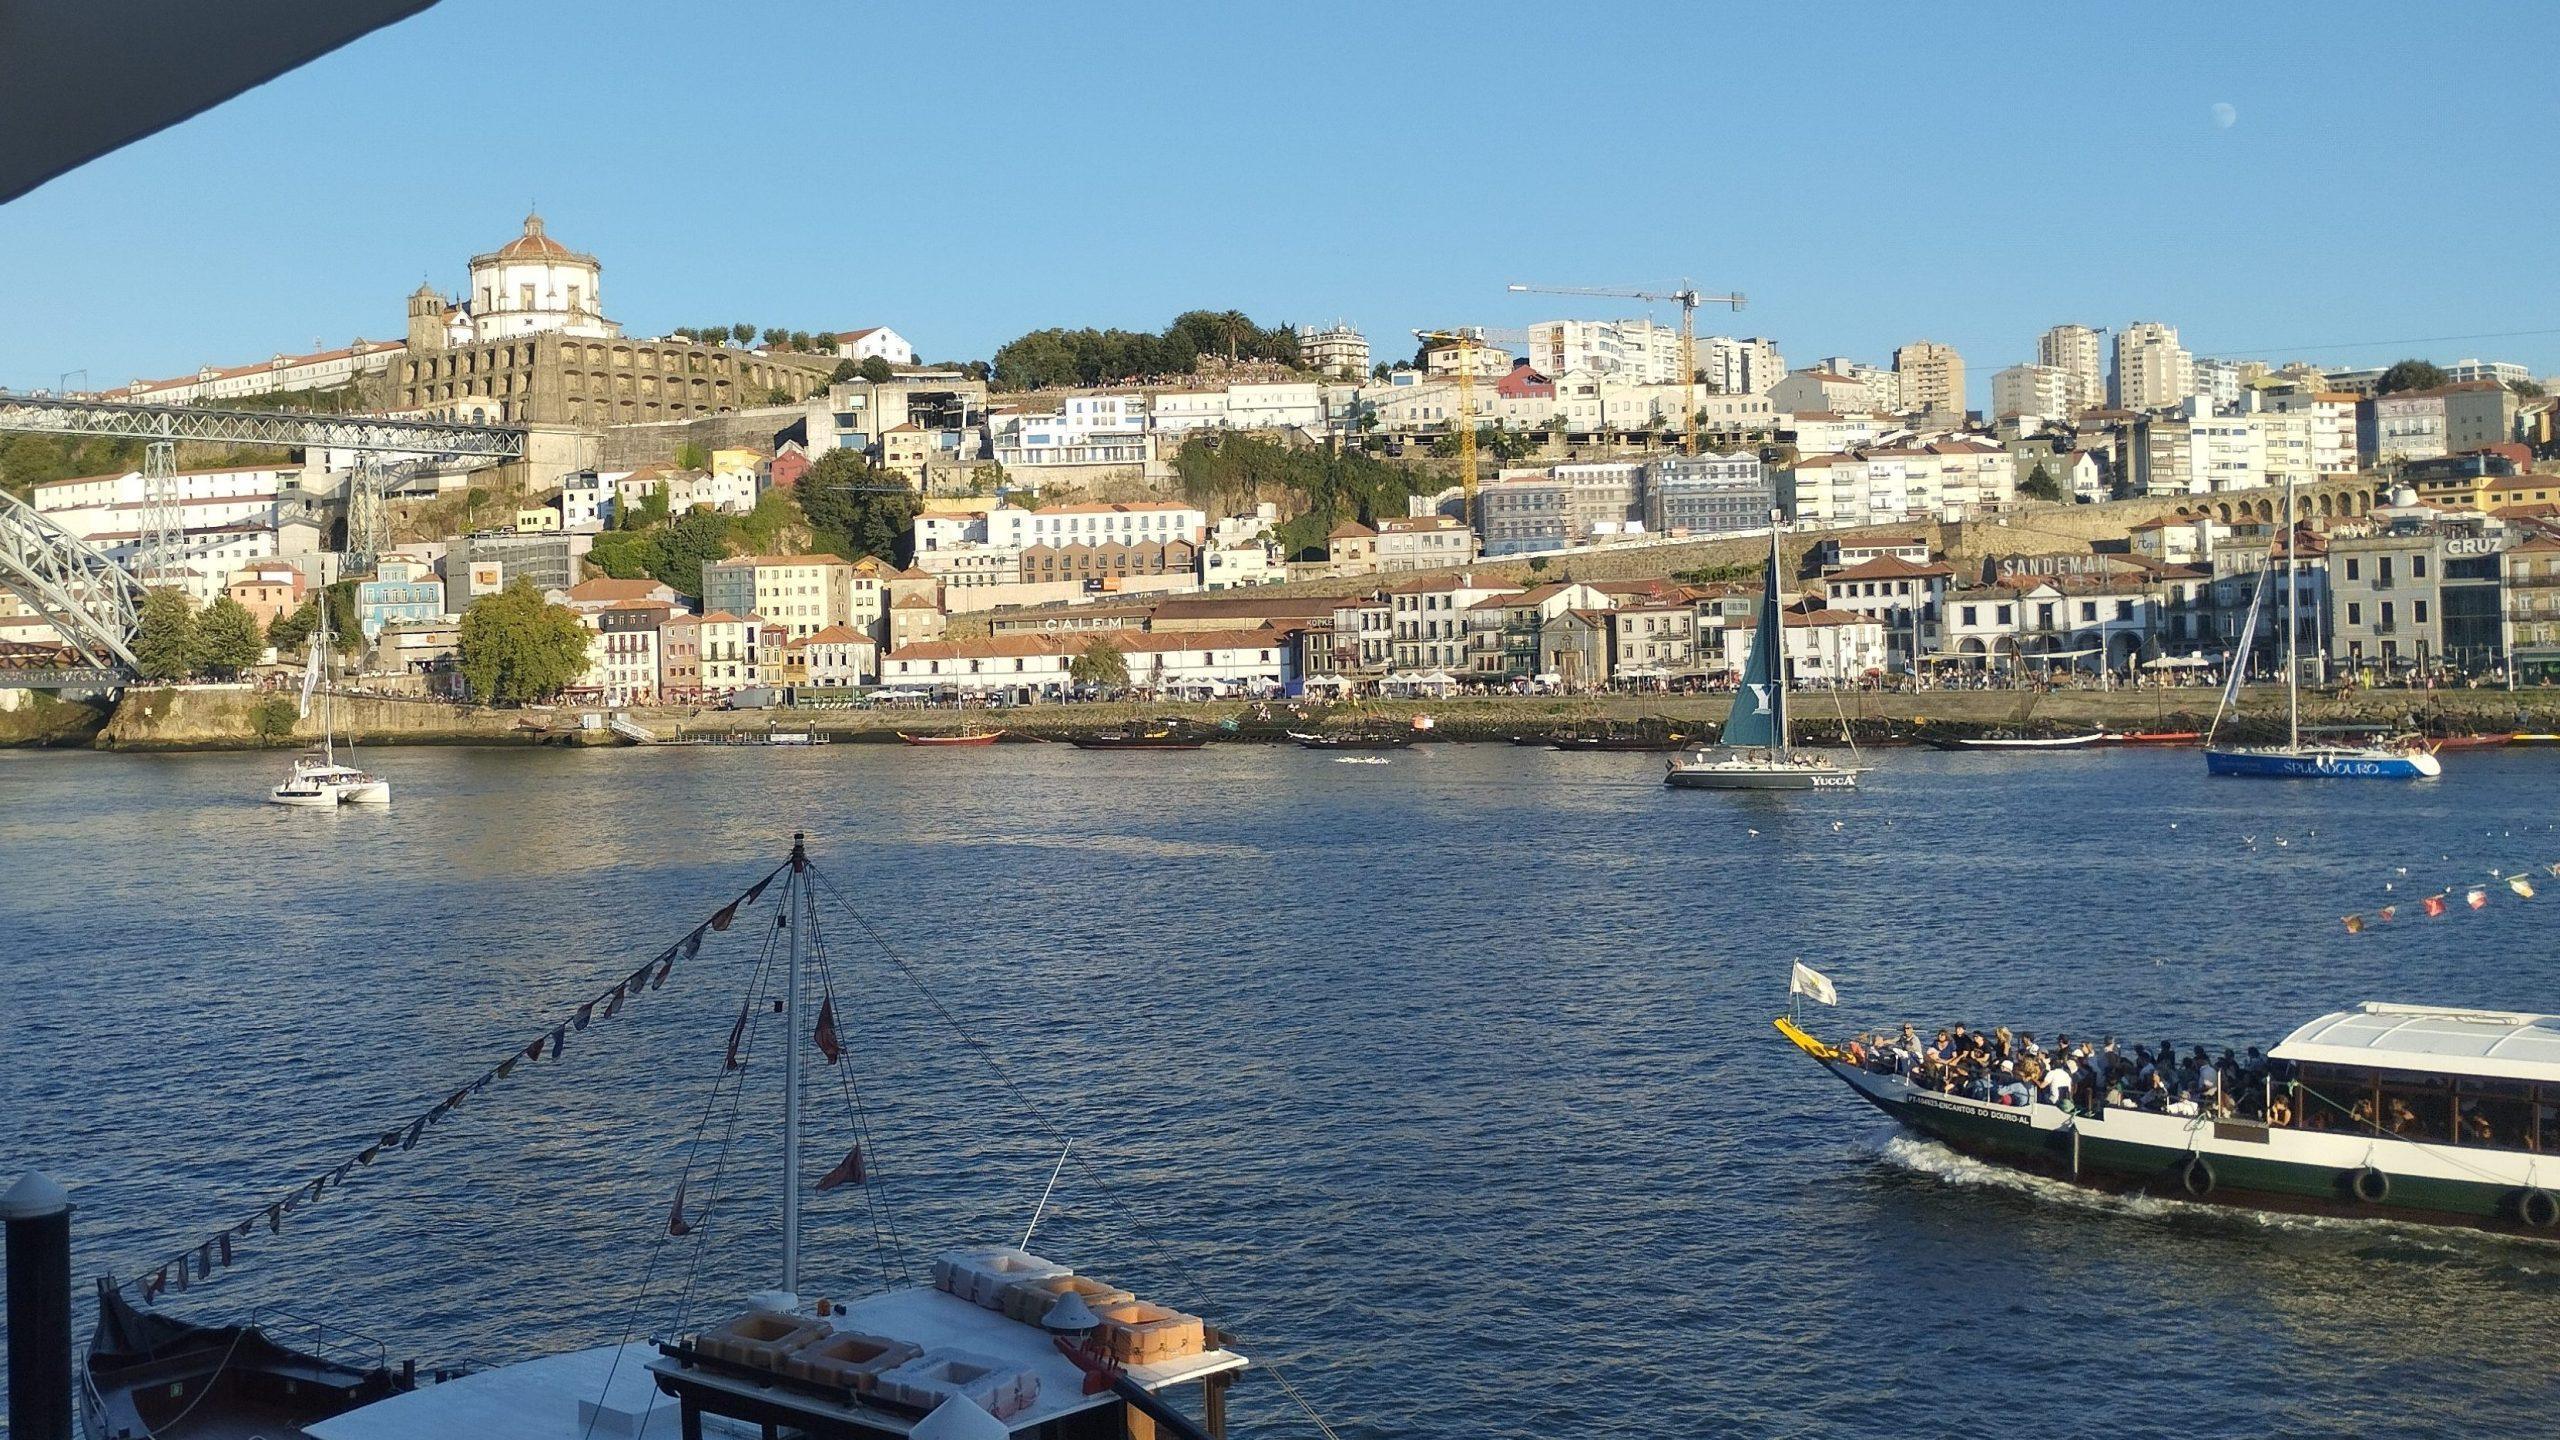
2202 745 2440 779
2201 477 2444 781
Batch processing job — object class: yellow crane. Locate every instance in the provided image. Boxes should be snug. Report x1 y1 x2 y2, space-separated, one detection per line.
1410 326 1515 511
1506 281 1745 455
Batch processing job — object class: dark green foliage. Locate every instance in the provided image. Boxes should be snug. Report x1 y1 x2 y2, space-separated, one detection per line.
799 450 921 565
193 596 266 677
131 589 198 681
2375 360 2449 395
991 310 1301 389
457 581 594 704
1170 434 1439 561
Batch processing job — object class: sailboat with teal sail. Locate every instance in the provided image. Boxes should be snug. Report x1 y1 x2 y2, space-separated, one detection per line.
1666 515 1861 791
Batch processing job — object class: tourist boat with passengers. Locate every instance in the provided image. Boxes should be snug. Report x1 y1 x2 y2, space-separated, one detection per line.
1778 1001 2560 1237
1069 720 1212 750
269 611 391 807
1291 729 1416 750
68 837 1263 1440
1665 517 1859 791
2203 477 2440 780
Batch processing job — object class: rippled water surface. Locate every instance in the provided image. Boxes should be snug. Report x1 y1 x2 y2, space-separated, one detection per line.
7 743 2560 1437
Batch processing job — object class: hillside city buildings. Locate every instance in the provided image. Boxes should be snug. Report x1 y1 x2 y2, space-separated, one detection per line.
24 208 2560 712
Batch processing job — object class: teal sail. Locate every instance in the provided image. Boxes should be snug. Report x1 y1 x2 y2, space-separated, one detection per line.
1719 541 1787 750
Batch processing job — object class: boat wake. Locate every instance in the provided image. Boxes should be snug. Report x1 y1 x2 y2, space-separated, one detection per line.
1867 1132 2560 1265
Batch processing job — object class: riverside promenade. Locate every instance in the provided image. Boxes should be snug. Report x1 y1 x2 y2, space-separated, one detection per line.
18 682 2560 751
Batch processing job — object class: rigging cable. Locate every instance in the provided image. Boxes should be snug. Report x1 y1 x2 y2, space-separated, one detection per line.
806 861 1356 1440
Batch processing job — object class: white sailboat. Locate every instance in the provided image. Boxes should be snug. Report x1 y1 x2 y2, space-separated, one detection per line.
1665 514 1861 791
270 604 390 806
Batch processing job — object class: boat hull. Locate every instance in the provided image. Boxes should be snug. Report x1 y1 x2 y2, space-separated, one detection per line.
898 731 1003 746
1068 737 1208 751
1296 734 1415 750
1787 1033 2557 1238
1665 765 1859 790
1927 734 2110 751
2203 746 2441 779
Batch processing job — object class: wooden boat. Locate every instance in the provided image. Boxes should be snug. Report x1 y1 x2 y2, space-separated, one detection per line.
2508 733 2560 747
84 1278 412 1440
1293 730 1415 750
2112 730 2202 746
2429 732 2512 750
1552 731 1689 753
897 727 1005 746
1926 731 2114 751
1069 726 1210 751
1780 1000 2560 1240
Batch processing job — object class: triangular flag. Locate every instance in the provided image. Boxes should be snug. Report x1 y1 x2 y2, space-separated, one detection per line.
725 1003 749 1072
667 1178 695 1237
497 1054 521 1081
402 1118 426 1151
816 1146 866 1192
813 996 842 1064
573 1001 595 1032
2377 905 2396 923
549 1024 568 1060
2425 894 2449 918
526 1034 546 1062
2342 914 2365 934
2512 875 2537 899
710 902 740 933
217 1234 233 1269
682 928 705 959
266 1204 283 1235
601 983 625 1021
630 962 656 997
2468 887 2489 911
145 1267 167 1300
744 873 774 905
652 955 676 989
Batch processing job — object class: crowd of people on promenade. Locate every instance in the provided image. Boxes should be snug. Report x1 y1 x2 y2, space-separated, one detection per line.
1843 1024 2283 1121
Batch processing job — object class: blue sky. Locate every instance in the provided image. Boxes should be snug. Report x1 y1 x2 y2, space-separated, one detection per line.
5 1 2557 402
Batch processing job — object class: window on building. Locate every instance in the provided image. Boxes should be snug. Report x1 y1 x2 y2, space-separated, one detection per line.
2347 603 2362 626
2379 557 2394 583
2381 602 2396 628
2415 599 2430 624
2413 555 2429 579
2346 558 2360 581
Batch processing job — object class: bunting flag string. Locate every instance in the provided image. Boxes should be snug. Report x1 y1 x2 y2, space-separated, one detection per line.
2340 857 2550 932
116 858 789 1301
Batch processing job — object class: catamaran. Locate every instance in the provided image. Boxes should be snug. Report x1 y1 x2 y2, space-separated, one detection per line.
269 606 391 806
1778 1001 2560 1239
1665 515 1860 791
2202 476 2439 779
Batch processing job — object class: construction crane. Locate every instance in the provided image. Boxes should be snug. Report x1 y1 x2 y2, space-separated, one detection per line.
1506 281 1744 455
1410 326 1517 513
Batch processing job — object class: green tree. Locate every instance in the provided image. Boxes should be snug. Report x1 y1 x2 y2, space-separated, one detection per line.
323 579 363 655
586 528 664 579
788 331 817 353
457 582 594 705
266 598 319 653
763 386 793 404
799 449 922 564
828 359 863 385
650 510 735 600
250 694 298 746
132 588 199 681
858 356 895 384
194 595 266 677
729 323 757 347
1068 637 1129 690
2511 378 2546 399
761 327 789 349
2018 463 2063 502
2375 359 2449 395
674 441 710 472
636 480 672 528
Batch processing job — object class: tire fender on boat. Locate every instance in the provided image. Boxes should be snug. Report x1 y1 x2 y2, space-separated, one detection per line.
2519 1187 2560 1229
2180 1153 2216 1197
2349 1165 2390 1204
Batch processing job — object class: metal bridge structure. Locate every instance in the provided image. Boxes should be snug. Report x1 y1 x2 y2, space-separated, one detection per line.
0 391 527 689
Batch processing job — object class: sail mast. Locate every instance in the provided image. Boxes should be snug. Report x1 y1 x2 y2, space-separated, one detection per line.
2284 474 2300 750
1771 515 1790 758
781 834 805 1296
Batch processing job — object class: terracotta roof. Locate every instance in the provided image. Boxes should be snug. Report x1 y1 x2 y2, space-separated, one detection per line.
566 577 673 603
492 213 580 261
800 624 876 645
1377 515 1464 533
715 553 852 568
1032 502 1201 516
1328 521 1377 540
1825 555 1952 581
890 594 937 610
697 610 748 624
835 327 888 342
1385 573 1517 596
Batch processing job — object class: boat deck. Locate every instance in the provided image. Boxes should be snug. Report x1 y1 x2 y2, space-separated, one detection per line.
306 1285 1246 1440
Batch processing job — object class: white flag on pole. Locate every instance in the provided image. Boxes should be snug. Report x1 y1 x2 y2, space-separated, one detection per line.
1789 960 1838 1007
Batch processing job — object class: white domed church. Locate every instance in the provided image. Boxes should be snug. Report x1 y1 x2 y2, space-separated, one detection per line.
406 212 620 351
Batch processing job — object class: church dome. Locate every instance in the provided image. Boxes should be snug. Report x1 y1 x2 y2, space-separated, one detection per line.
495 212 577 261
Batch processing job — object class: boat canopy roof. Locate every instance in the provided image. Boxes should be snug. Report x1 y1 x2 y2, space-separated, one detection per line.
2271 1002 2560 1084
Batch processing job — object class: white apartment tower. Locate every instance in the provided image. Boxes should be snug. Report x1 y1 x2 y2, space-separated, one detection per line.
2112 322 2195 411
1698 336 1785 395
1991 364 2074 421
1892 340 1966 416
1527 317 1686 386
2036 324 2106 413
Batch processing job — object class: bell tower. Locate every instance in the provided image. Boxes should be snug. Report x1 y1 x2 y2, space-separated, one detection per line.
406 281 450 352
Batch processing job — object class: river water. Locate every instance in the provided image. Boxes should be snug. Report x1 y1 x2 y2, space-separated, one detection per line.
5 742 2560 1437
